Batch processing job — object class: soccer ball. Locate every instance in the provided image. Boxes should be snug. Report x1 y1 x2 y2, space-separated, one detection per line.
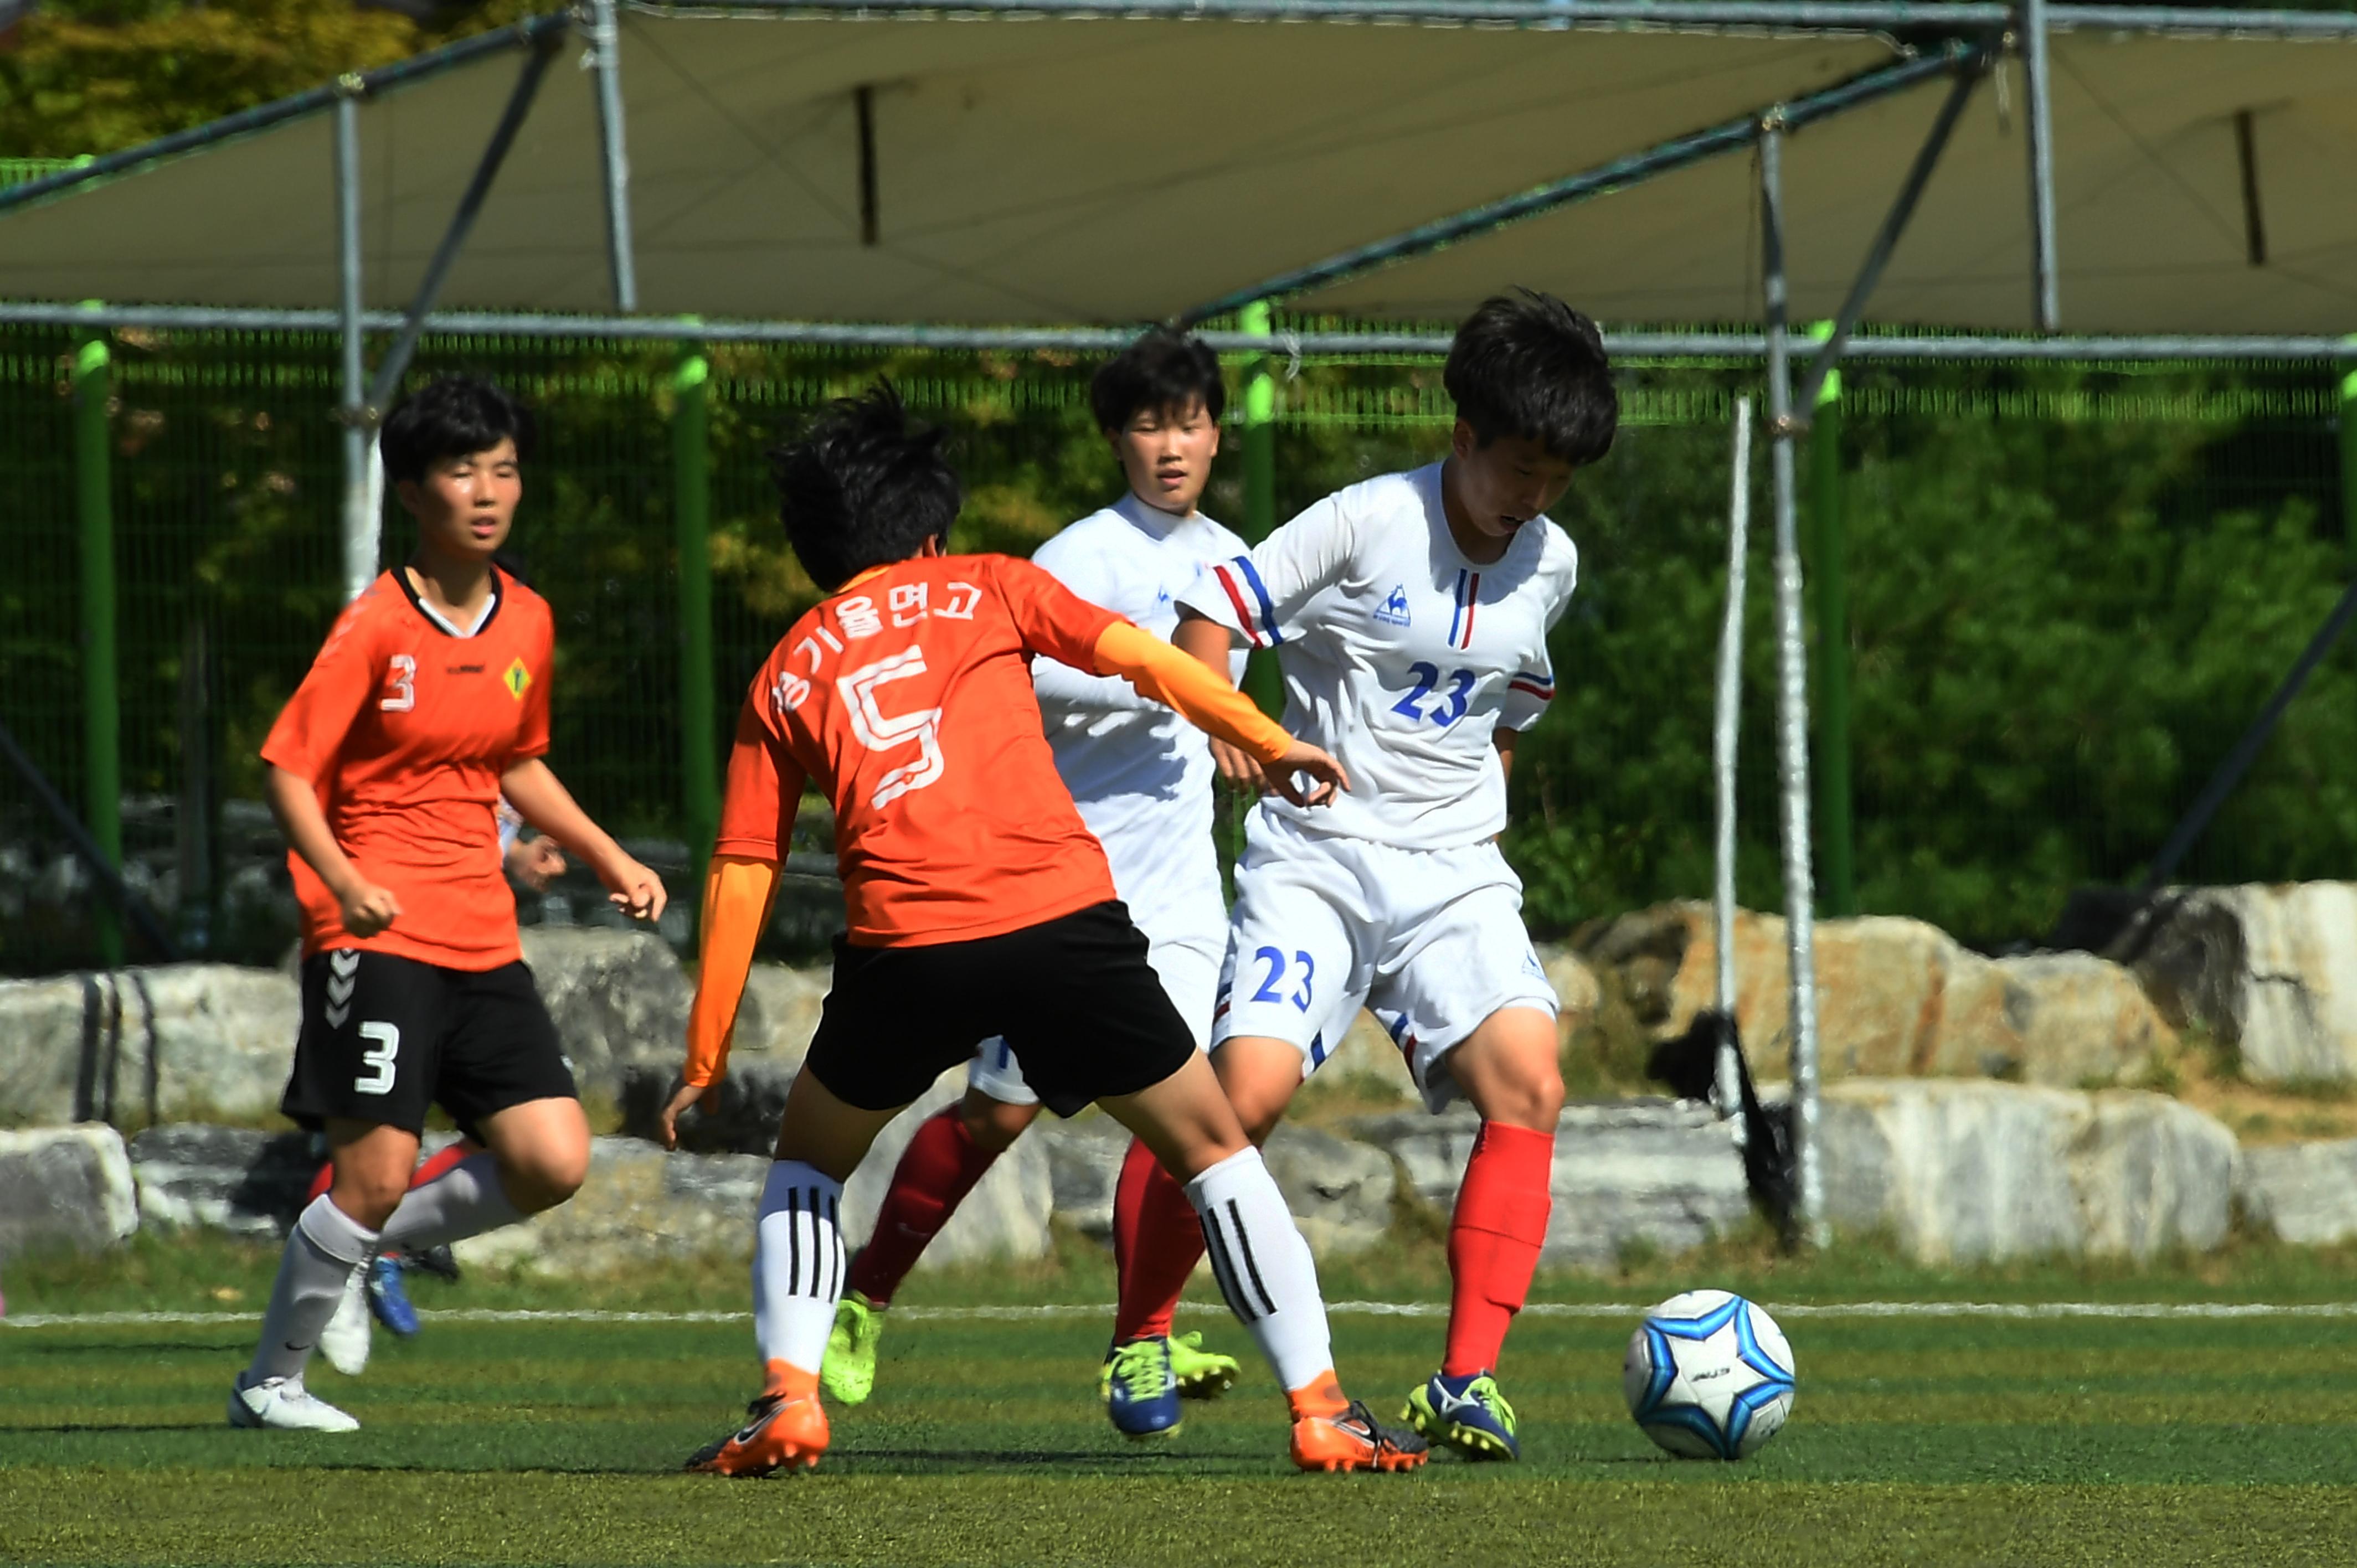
1622 1289 1796 1460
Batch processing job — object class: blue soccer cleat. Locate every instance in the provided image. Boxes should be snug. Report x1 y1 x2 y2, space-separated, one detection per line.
1101 1337 1183 1440
1402 1369 1520 1461
367 1254 421 1338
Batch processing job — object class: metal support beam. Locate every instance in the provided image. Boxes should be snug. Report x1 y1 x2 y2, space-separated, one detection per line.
334 91 375 605
1761 124 1827 1248
364 30 564 415
1180 45 1970 326
2343 338 2357 575
73 316 122 969
672 340 718 886
2022 0 2062 331
587 0 640 311
1808 324 1856 917
1794 55 1984 414
1712 394 1756 1123
8 301 2357 362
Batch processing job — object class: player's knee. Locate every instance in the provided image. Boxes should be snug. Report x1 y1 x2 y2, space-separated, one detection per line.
961 1095 1035 1154
333 1178 407 1233
501 1146 589 1213
1483 1059 1564 1131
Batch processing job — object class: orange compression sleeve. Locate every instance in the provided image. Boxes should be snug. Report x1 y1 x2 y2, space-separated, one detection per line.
1092 621 1291 766
681 854 782 1089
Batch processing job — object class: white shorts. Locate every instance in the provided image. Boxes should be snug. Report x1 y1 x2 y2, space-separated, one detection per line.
1211 813 1557 1114
967 895 1226 1108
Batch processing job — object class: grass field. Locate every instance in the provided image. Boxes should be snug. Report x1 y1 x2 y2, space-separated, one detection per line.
7 1233 2357 1566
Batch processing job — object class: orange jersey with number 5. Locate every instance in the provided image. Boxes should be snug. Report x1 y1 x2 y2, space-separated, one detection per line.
714 554 1123 947
261 569 554 969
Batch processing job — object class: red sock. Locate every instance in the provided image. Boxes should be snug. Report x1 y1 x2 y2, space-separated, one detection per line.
846 1108 998 1307
1443 1121 1555 1378
1110 1136 1206 1343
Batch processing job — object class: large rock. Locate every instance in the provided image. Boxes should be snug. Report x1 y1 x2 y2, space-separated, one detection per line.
0 1126 138 1261
519 928 693 1101
480 1074 1055 1277
126 1124 316 1238
1261 1126 1394 1256
2123 883 2357 1082
1579 902 2171 1089
613 963 830 1151
1819 1079 2235 1264
1349 1099 1751 1267
0 965 297 1126
2237 1138 2357 1245
1034 1118 1130 1240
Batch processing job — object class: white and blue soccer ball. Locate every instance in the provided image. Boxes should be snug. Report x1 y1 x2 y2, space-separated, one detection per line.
1622 1289 1797 1460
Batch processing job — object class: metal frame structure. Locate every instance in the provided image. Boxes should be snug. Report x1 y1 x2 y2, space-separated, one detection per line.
8 0 2357 1246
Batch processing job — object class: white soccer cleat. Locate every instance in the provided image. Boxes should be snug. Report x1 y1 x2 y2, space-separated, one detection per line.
318 1264 371 1376
228 1373 359 1432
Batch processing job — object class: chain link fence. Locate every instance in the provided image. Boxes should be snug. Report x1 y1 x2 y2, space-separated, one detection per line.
2 321 2349 974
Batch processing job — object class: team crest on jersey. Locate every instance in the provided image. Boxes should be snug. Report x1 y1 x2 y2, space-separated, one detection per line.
503 658 532 702
1373 584 1413 627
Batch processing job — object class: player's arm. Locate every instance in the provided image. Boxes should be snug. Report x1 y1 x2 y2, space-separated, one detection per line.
1175 614 1265 789
264 765 402 938
657 697 806 1146
260 605 402 937
1495 726 1518 785
499 759 665 923
1092 621 1349 807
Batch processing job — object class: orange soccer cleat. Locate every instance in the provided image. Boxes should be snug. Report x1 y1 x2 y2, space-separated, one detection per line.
1286 1373 1429 1474
686 1364 831 1478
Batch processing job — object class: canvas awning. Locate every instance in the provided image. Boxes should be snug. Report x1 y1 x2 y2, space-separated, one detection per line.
2 2 2349 333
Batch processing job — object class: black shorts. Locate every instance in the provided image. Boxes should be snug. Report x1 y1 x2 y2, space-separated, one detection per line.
805 901 1195 1118
281 950 575 1139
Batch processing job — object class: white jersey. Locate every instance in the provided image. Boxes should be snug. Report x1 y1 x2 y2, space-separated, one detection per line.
1176 462 1575 850
1031 493 1250 920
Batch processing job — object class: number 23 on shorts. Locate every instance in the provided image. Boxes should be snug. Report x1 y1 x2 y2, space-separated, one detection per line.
1249 947 1316 1012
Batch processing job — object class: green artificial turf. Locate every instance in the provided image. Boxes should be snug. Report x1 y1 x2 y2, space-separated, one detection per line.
7 1241 2357 1567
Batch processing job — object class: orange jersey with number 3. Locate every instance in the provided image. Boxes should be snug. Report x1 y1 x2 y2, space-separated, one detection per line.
714 554 1124 947
261 569 554 969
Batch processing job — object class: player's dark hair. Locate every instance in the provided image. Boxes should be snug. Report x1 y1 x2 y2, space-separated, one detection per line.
1089 326 1226 435
378 374 535 485
1443 288 1618 465
769 381 961 592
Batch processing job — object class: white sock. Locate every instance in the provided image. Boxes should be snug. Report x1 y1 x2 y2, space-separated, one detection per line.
248 1196 378 1383
377 1152 527 1253
1185 1146 1335 1395
753 1160 846 1378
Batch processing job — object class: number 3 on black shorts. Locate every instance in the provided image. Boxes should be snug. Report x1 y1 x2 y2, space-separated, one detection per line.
355 1022 401 1096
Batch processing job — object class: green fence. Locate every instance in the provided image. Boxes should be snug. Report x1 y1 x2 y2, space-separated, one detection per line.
2 322 2351 974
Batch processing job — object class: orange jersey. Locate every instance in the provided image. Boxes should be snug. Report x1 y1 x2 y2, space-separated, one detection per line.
261 568 553 969
714 554 1124 947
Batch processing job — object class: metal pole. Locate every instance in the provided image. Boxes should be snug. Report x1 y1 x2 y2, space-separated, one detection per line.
1712 395 1755 1123
73 313 122 969
1239 300 1285 719
2343 337 2357 573
587 0 639 312
2023 0 2062 331
1809 323 1855 916
365 33 563 414
672 339 718 889
334 90 374 604
1761 124 1826 1246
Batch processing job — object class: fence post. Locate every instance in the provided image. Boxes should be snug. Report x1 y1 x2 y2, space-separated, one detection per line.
1808 322 1856 917
73 314 123 968
2342 337 2357 572
1239 299 1282 718
672 340 718 897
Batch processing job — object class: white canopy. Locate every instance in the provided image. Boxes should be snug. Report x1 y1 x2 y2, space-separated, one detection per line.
1 3 2351 332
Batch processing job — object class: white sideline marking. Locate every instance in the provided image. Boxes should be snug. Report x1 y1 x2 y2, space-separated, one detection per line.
11 1300 2357 1329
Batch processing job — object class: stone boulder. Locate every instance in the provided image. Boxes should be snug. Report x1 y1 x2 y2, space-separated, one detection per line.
519 928 693 1101
126 1124 315 1237
0 964 298 1127
613 963 830 1152
1261 1126 1394 1256
1034 1118 1130 1240
1818 1079 2236 1264
2237 1138 2357 1245
1350 1099 1752 1267
1579 902 2171 1089
2122 883 2357 1082
0 1125 138 1261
